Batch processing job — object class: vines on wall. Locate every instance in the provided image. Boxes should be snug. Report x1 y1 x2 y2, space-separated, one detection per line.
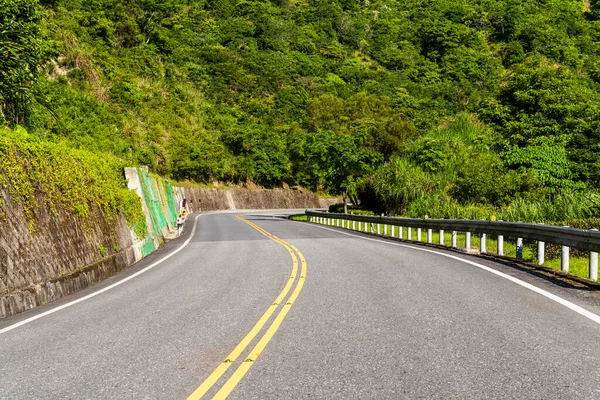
0 126 146 237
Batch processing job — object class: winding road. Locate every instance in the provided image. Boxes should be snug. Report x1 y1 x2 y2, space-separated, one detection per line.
1 211 600 399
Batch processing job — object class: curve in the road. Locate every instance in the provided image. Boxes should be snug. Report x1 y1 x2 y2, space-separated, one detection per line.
303 220 600 325
187 214 307 399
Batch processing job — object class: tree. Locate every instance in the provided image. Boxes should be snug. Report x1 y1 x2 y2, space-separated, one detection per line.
0 0 46 126
325 130 381 213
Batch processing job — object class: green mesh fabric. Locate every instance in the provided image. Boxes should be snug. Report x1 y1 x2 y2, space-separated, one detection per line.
140 237 156 257
137 167 167 237
164 181 178 226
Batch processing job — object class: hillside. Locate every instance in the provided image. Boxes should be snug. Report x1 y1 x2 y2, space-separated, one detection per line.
2 0 600 221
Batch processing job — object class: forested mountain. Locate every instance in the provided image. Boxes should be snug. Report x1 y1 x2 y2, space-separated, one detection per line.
2 0 600 221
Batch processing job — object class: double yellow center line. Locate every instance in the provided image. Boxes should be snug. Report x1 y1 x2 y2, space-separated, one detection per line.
187 215 307 399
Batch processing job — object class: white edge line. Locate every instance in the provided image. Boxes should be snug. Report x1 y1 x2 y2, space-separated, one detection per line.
0 215 202 335
296 220 600 326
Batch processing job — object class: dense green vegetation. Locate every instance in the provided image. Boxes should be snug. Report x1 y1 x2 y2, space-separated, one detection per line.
0 126 146 236
2 0 600 222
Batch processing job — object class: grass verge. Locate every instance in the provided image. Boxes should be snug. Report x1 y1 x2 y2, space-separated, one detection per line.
289 214 308 222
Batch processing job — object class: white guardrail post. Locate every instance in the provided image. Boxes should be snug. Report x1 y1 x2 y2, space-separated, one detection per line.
439 230 444 245
452 231 457 248
408 227 412 241
417 228 421 241
561 226 569 272
591 229 599 281
497 235 504 256
516 238 523 260
562 246 570 272
480 233 486 254
465 232 471 251
427 229 432 243
537 241 545 265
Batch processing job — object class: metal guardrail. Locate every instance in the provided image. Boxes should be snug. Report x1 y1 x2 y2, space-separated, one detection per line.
306 211 600 281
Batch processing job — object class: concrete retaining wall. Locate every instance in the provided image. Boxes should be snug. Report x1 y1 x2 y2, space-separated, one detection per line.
178 187 338 212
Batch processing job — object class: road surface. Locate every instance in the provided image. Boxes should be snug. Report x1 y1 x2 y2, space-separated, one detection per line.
1 211 600 399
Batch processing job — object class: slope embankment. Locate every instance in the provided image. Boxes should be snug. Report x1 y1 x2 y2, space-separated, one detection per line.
0 152 337 319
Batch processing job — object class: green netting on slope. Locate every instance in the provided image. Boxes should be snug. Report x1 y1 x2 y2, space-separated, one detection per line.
137 167 167 237
164 181 178 226
155 178 178 228
140 237 156 257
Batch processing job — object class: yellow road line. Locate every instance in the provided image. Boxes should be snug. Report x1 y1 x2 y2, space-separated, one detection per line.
187 215 302 400
213 223 308 399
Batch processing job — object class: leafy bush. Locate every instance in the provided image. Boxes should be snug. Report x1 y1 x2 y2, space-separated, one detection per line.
0 0 49 126
0 126 146 236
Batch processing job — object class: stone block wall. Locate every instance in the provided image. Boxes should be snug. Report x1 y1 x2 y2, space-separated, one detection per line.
0 188 138 318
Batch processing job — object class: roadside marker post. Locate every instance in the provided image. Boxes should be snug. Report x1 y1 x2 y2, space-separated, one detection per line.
516 238 523 260
538 241 545 265
562 246 570 273
591 229 599 281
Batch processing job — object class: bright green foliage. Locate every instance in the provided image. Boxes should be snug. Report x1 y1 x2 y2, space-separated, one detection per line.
0 126 146 236
1 0 600 220
0 0 49 126
374 157 439 216
370 115 599 222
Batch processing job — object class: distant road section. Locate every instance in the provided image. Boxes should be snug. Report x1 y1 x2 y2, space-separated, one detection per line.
1 211 600 399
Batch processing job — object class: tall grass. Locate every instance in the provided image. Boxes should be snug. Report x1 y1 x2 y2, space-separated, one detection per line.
369 114 600 225
497 191 600 223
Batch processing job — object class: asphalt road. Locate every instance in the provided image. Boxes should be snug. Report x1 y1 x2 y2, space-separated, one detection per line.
1 211 600 399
